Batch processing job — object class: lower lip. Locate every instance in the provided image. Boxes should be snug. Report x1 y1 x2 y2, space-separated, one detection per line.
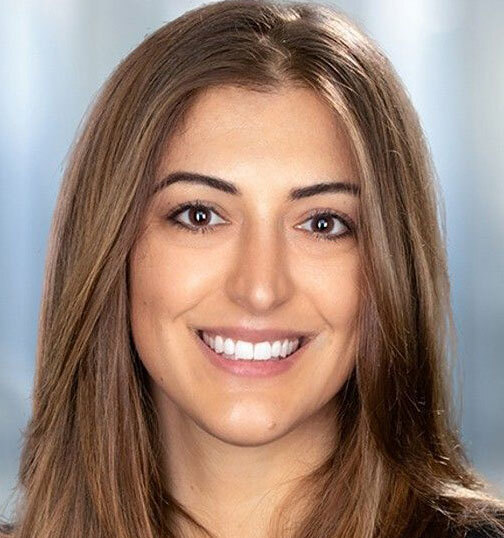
193 330 309 378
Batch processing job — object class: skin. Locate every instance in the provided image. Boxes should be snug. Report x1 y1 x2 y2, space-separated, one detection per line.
128 85 362 537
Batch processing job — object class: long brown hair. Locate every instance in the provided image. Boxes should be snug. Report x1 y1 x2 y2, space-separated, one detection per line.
2 1 503 536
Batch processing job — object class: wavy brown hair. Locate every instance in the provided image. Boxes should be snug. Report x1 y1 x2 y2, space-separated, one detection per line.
1 1 503 537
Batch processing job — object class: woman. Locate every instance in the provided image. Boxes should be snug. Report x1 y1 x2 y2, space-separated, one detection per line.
1 0 503 536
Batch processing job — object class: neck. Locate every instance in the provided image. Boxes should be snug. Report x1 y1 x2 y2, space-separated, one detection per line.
152 387 337 538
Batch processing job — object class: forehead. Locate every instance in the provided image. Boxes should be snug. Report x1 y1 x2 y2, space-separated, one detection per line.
159 85 358 187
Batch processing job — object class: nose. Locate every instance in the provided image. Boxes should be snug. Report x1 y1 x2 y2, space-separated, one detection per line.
225 219 294 314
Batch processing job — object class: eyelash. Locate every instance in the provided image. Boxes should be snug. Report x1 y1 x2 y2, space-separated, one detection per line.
165 199 354 242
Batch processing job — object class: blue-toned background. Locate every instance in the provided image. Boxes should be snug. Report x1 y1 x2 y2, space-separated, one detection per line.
1 0 503 519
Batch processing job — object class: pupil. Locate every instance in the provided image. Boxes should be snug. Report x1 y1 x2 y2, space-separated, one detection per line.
191 207 208 225
315 215 332 232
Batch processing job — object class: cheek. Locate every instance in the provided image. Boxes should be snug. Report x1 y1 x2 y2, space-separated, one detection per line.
302 256 361 404
299 249 361 329
129 236 225 319
128 237 221 387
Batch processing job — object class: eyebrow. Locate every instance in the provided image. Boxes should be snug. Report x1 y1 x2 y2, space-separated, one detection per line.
152 171 360 200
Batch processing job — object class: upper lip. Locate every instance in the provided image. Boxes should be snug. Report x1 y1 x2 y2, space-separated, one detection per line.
193 326 317 344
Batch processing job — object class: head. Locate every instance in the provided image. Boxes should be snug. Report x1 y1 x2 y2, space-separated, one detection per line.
7 1 503 537
129 83 361 448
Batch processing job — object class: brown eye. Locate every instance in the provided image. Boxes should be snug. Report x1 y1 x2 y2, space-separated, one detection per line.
295 211 353 242
167 202 227 234
187 206 211 226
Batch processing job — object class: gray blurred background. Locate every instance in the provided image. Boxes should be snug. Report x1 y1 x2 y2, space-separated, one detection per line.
1 0 503 520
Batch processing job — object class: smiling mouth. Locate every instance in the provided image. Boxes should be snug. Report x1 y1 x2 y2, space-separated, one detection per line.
193 329 310 360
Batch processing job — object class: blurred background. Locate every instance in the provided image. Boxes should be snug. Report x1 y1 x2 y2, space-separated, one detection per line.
1 0 503 521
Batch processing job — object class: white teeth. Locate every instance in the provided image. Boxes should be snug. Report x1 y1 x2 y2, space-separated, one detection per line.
200 331 301 361
234 340 254 359
214 335 224 353
253 341 272 360
223 337 235 355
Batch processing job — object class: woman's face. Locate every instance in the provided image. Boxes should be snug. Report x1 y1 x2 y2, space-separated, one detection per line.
129 85 361 446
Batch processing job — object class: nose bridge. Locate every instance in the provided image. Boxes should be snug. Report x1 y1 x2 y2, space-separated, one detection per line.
225 216 293 313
